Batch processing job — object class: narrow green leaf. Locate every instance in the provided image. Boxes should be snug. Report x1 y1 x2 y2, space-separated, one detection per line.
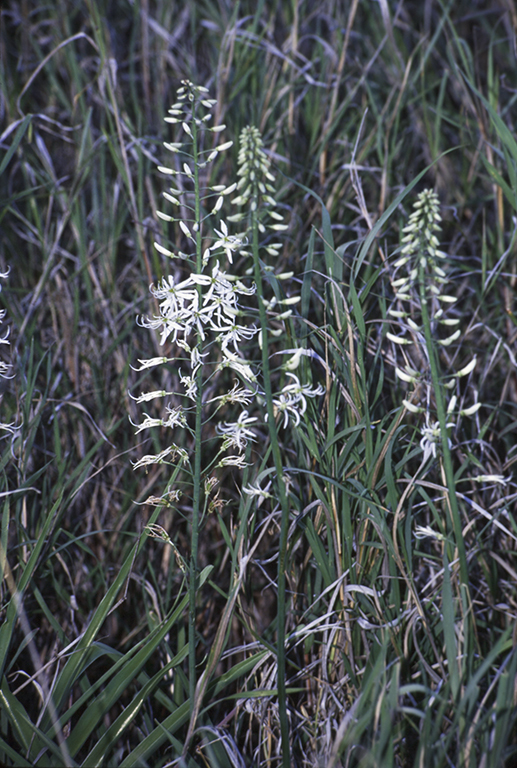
0 493 64 681
65 596 188 757
0 733 34 767
0 678 77 767
0 116 33 178
40 505 163 732
480 154 517 212
80 655 179 767
119 651 267 768
441 549 459 700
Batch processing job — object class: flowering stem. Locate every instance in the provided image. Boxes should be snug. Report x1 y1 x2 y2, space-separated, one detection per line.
418 262 469 588
137 82 242 742
250 217 291 767
189 107 203 713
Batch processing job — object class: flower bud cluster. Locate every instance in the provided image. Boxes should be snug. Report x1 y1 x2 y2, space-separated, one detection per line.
387 189 480 455
229 126 288 258
229 125 324 424
230 126 302 332
388 190 460 355
386 192 512 544
152 81 237 261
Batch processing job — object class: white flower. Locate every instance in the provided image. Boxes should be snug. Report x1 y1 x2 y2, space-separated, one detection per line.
182 161 193 178
474 474 509 486
454 357 477 378
0 271 12 386
207 381 255 406
217 320 258 354
218 351 257 383
414 525 445 541
272 393 301 428
217 410 258 452
447 395 457 414
460 402 482 417
402 399 424 414
243 481 273 499
387 332 412 345
130 407 186 434
437 329 461 347
190 346 208 371
131 446 179 469
179 370 198 400
154 241 175 257
212 221 244 263
283 349 304 370
419 417 454 462
280 373 325 414
138 312 186 346
218 455 249 468
163 406 187 428
151 274 197 317
129 390 175 403
396 366 419 384
131 356 172 371
190 262 233 306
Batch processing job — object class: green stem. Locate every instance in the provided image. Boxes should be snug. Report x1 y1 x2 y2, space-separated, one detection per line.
250 216 291 767
188 107 204 716
418 262 469 589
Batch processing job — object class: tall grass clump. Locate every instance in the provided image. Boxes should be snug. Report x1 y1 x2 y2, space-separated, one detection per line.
0 0 516 766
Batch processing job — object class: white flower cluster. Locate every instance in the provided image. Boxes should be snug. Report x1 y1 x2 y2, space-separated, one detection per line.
229 124 324 414
132 84 324 470
0 269 15 436
271 373 324 428
388 190 461 357
387 192 513 542
419 414 454 463
387 190 480 456
139 262 257 364
132 82 261 463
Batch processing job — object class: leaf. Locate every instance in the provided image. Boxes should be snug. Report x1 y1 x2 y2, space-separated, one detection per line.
39 504 165 733
0 116 33 178
64 597 188 758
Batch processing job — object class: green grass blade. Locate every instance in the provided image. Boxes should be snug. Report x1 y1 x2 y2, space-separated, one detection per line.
64 595 188 757
0 493 64 681
441 548 460 701
39 507 163 733
0 116 33 177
